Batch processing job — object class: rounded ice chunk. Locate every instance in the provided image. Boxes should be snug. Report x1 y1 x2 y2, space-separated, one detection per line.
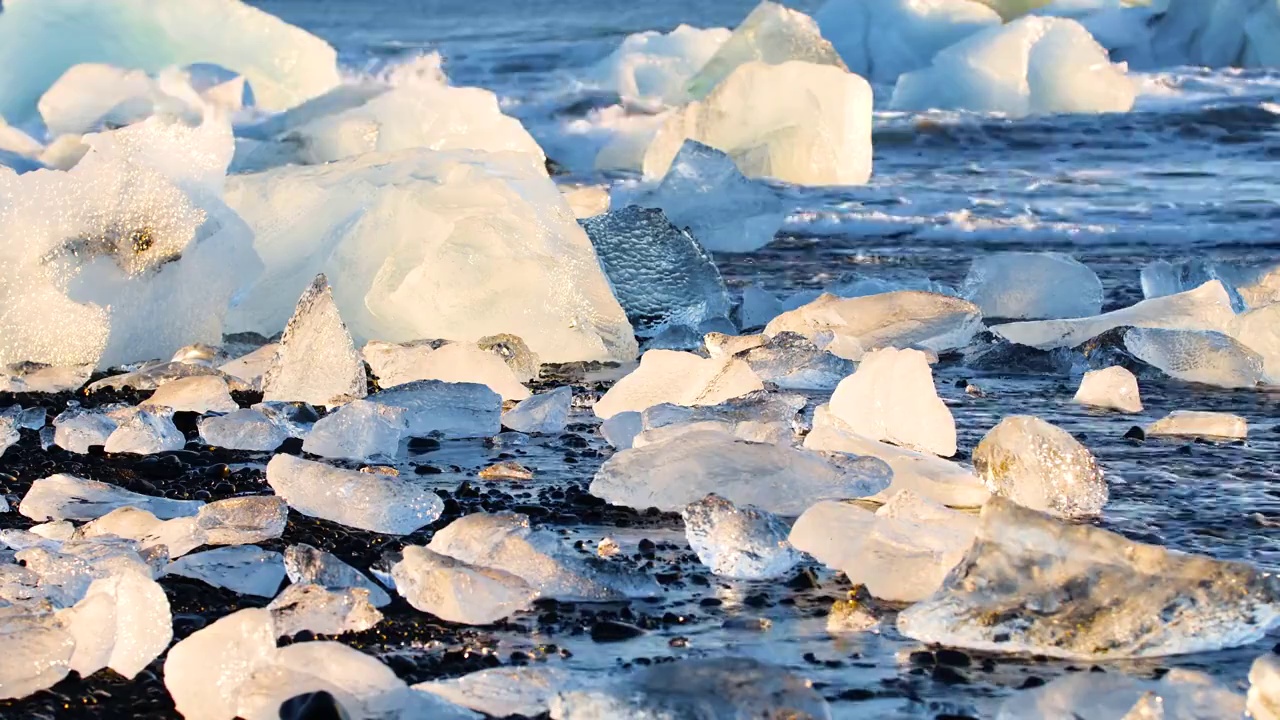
391 545 536 625
163 607 278 720
973 415 1106 519
502 387 573 435
302 399 406 462
141 375 238 414
0 618 74 700
198 408 288 451
60 568 172 679
1147 410 1247 441
363 340 531 400
829 347 957 457
765 291 983 360
962 252 1103 320
21 473 203 522
1073 366 1142 413
266 454 443 535
997 668 1245 720
681 494 800 579
593 350 763 419
1249 653 1280 720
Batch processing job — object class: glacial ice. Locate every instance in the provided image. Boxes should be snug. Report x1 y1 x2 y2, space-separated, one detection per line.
600 412 644 450
996 668 1245 720
197 496 287 546
163 607 279 720
684 2 847 100
391 545 537 624
59 568 172 679
1251 653 1280 720
993 280 1237 350
765 291 983 360
0 0 340 124
225 150 637 363
642 61 873 186
102 407 185 455
267 583 383 637
898 498 1280 659
0 362 93 394
261 274 368 407
1231 303 1280 384
1124 327 1264 389
593 350 763 419
38 63 195 137
0 615 74 700
1088 0 1280 71
285 544 392 608
166 545 286 597
730 332 855 390
503 387 573 435
1147 410 1248 441
560 184 610 219
369 380 502 439
416 666 582 719
89 361 251 393
816 0 1002 85
79 507 204 558
266 454 444 534
21 474 203 522
141 375 238 414
9 535 165 608
302 399 407 461
1141 258 1280 312
891 16 1136 117
591 25 731 106
198 408 288 451
1073 365 1142 413
363 340 532 399
641 390 806 447
740 286 783 330
218 343 277 390
829 347 957 457
961 252 1103 320
591 426 891 514
681 494 800 579
974 415 1106 518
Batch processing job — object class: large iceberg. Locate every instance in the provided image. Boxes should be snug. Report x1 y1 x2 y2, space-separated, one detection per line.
589 25 731 106
765 291 983 360
890 16 1136 117
225 149 636 363
961 252 1103 320
828 347 957 457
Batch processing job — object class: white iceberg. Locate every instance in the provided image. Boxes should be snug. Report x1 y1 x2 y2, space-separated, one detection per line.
142 375 239 414
1250 653 1280 720
363 340 531 400
59 567 172 679
163 608 278 720
302 399 406 461
103 407 185 455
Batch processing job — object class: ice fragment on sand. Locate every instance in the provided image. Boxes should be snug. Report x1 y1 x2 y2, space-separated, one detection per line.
267 454 443 534
218 343 277 390
891 16 1135 117
364 339 534 398
1124 327 1263 389
591 25 731 106
1147 410 1247 441
267 583 382 637
141 375 238 414
641 389 806 446
899 497 1280 659
79 507 203 558
503 387 573 435
163 607 278 720
996 668 1244 720
593 350 763 419
682 494 799 579
0 615 74 700
21 474 202 522
392 545 536 624
59 568 172 679
302 399 406 461
262 274 368 407
197 496 288 546
416 666 581 719
790 491 978 602
166 546 285 597
974 415 1106 518
89 361 251 393
285 544 391 608
765 291 983 360
198 408 288 451
368 380 502 439
0 362 92 393
731 332 855 390
103 407 185 455
962 252 1103 320
1073 366 1142 413
1250 653 1280 720
600 411 643 450
830 347 957 456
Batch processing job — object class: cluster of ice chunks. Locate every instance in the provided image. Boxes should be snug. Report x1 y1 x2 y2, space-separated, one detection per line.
899 498 1280 659
262 274 367 407
391 545 537 624
828 347 957 457
589 24 731 106
502 386 573 435
974 415 1106 518
1147 410 1248 441
1073 365 1142 413
681 494 800 579
765 291 983 360
266 454 444 535
790 490 979 602
581 206 732 335
1124 327 1264 389
961 252 1103 320
363 339 532 399
224 149 637 364
285 543 392 608
593 349 763 419
890 16 1135 117
997 668 1246 720
89 359 252 393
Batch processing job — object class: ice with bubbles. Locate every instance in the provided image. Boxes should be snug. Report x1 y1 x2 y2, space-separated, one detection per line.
166 546 286 598
974 415 1106 518
369 380 502 439
267 454 443 535
962 252 1103 320
1125 327 1263 389
392 545 537 625
285 543 391 608
594 350 763 419
59 567 172 680
302 399 406 461
261 274 368 407
21 474 202 522
267 583 382 638
681 494 800 579
198 408 288 451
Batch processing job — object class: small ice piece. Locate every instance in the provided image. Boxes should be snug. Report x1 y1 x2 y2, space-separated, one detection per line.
392 545 536 624
640 389 806 446
961 252 1103 320
0 615 74 700
1073 366 1142 413
1231 303 1280 384
592 426 891 514
765 291 984 360
993 280 1236 350
364 339 535 397
582 206 732 335
369 380 502 439
262 274 368 407
829 348 957 457
593 350 763 419
89 362 251 393
681 494 800 579
252 400 318 438
890 16 1135 117
197 496 288 546
218 343 278 390
974 415 1106 519
1249 653 1280 720
78 507 204 558
0 362 93 393
267 583 382 637
1124 327 1263 389
166 546 286 598
30 521 75 541
898 497 1280 659
642 61 872 187
141 375 238 414
416 666 580 719
738 285 785 329
302 399 406 461
590 24 731 106
996 669 1245 720
198 408 288 451
59 568 172 679
685 2 847 100
1147 410 1248 441
790 491 978 603
428 512 661 601
103 407 185 455
267 454 443 535
163 607 279 720
285 544 391 608
503 387 573 435
20 474 203 522
735 332 855 390
704 332 769 359
600 411 643 450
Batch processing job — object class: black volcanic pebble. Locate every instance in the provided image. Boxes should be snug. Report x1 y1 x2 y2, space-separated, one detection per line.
1124 426 1146 441
935 649 972 668
280 691 345 720
590 620 645 642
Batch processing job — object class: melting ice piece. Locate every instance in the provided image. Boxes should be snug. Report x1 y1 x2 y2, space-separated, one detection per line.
974 415 1106 519
1141 258 1280 312
428 512 661 601
252 400 318 439
685 1 847 99
141 375 239 414
790 491 978 603
103 407 185 455
38 63 170 137
1147 410 1247 441
640 390 806 446
593 350 763 419
732 332 855 390
738 285 785 329
766 291 983 360
600 412 644 450
198 408 288 451
550 658 830 720
993 280 1235 350
1124 327 1263 389
592 426 891 514
681 494 800 579
962 252 1103 320
477 334 542 384
0 362 93 393
218 343 278 391
643 61 873 187
829 347 957 457
285 545 390 608
391 545 537 624
267 455 443 535
197 496 288 546
817 0 1001 84
369 380 502 439
163 607 279 720
166 546 286 597
891 16 1135 117
416 666 582 719
79 507 204 558
503 387 573 435
21 474 203 522
1231 303 1280 384
900 497 1280 658
267 583 382 637
89 362 251 393
560 184 610 219
11 535 165 608
302 399 406 461
225 150 637 364
804 406 989 507
0 614 74 700
1250 653 1280 720
0 415 18 459
59 568 172 679
262 274 368 407
582 206 732 334
590 24 731 106
363 340 532 399
1073 366 1142 413
996 668 1244 720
